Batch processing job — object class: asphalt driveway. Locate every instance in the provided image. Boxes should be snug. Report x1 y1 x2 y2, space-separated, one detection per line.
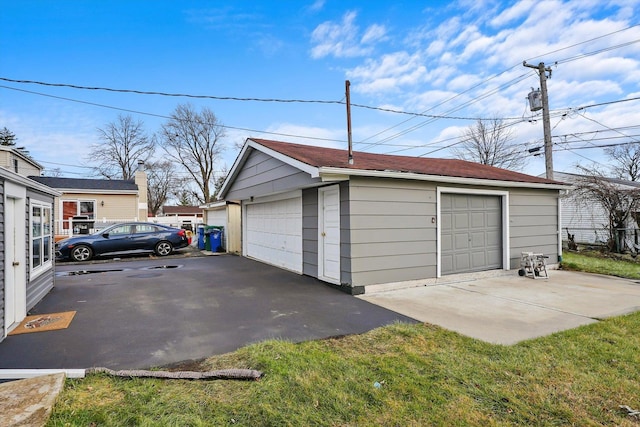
0 255 416 370
358 269 640 344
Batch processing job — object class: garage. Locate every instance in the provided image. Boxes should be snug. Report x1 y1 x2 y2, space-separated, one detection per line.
440 193 503 275
244 193 303 273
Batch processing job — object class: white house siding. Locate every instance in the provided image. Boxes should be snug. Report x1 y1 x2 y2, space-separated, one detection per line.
347 177 437 287
509 188 561 266
224 150 321 201
561 193 609 244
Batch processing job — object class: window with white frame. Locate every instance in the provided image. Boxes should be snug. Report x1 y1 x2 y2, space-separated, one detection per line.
61 199 95 229
31 201 53 275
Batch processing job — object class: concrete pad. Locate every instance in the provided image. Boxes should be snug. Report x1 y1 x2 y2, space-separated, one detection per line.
358 270 640 345
0 373 65 427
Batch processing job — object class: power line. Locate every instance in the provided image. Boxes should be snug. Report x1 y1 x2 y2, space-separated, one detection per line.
0 77 345 105
0 85 347 144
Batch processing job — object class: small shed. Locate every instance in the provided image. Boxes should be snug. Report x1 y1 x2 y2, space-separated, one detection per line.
200 201 241 254
219 138 570 294
1 170 60 341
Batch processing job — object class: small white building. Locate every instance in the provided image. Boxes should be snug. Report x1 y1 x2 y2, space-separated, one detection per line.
200 201 241 254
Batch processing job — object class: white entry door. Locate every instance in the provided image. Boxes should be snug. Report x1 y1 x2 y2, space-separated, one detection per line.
4 189 27 336
318 185 340 284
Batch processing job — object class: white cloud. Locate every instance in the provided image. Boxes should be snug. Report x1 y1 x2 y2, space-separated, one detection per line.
310 11 386 59
347 51 427 94
308 0 325 13
361 24 387 44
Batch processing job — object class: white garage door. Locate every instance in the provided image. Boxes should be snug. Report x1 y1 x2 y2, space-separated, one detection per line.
245 196 302 273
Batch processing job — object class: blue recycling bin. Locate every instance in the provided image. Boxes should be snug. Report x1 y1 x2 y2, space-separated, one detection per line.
208 229 222 252
197 225 206 250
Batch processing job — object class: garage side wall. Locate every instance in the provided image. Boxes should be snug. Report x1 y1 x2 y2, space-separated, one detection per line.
509 188 560 267
0 180 4 336
348 177 437 286
225 150 321 201
302 188 318 277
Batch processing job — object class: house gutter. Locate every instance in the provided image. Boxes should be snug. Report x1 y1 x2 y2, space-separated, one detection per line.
318 167 571 190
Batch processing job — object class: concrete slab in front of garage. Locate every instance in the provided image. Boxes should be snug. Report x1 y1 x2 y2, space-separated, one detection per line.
358 270 640 345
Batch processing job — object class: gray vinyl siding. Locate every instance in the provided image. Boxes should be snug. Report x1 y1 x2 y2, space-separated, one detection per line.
509 188 560 267
26 188 56 311
339 181 351 286
225 150 321 201
0 180 4 335
302 188 318 277
303 182 352 286
347 177 437 286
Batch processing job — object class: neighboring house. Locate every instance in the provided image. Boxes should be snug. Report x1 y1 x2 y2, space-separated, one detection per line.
160 205 204 218
1 167 60 342
219 138 569 294
554 171 640 245
29 169 148 238
0 145 44 177
152 205 204 230
200 200 241 254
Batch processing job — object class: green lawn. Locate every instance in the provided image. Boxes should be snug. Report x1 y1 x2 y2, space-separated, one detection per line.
47 251 640 426
562 250 640 279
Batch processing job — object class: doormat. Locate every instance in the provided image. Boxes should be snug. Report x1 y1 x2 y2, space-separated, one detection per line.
8 311 76 336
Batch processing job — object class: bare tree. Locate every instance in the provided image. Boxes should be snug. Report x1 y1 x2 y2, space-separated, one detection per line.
605 143 640 181
44 167 63 177
572 166 640 252
212 166 229 200
146 160 185 216
88 114 155 179
160 104 226 203
452 118 524 171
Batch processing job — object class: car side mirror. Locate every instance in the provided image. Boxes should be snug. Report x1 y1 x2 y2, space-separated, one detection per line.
102 232 110 238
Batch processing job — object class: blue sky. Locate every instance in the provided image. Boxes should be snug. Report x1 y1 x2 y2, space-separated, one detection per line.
2 0 640 181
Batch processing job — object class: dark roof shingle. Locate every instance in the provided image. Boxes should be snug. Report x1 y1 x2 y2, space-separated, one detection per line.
28 176 138 191
251 138 562 185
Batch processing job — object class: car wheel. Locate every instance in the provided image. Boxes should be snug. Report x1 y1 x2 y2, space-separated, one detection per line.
71 245 93 262
155 241 173 256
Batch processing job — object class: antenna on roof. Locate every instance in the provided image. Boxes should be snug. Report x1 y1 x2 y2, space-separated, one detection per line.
345 80 354 165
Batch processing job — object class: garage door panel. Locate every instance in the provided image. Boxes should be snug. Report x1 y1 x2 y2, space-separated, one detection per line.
441 194 503 275
454 213 469 228
441 213 452 230
470 231 486 248
470 212 485 228
246 197 302 273
454 233 470 250
487 211 501 227
441 234 453 251
455 253 471 270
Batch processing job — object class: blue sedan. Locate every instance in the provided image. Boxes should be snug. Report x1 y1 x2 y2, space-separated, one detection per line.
56 222 191 262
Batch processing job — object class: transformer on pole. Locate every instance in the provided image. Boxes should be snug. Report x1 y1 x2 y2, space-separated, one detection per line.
524 62 554 180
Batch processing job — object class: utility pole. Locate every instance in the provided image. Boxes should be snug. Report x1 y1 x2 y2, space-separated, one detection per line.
523 61 553 180
345 80 354 165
